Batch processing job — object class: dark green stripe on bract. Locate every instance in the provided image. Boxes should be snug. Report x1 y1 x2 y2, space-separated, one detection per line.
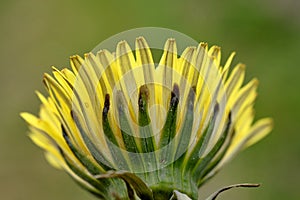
57 147 109 199
102 94 129 170
61 124 102 175
102 94 118 145
138 85 159 184
138 85 156 153
158 84 179 165
184 103 219 172
116 90 140 153
193 112 232 185
71 110 112 171
159 84 179 148
174 86 195 160
172 86 196 198
198 114 235 186
60 130 129 199
115 90 145 174
156 84 180 186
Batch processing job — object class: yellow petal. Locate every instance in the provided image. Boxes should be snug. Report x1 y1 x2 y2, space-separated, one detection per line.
245 118 273 147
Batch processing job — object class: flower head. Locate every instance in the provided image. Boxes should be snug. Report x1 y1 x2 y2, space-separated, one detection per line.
21 37 272 199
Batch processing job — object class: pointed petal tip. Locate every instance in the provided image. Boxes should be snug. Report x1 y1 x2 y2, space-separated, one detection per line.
84 52 92 58
20 112 28 119
167 38 176 42
251 78 259 87
117 40 128 46
43 73 50 80
245 117 273 147
262 117 274 128
212 45 221 51
136 36 149 50
69 55 77 59
51 66 58 71
117 40 133 56
73 54 82 59
238 63 246 70
163 39 177 55
34 90 42 96
165 38 176 48
199 42 208 48
97 49 104 54
136 36 146 41
208 45 221 54
20 112 35 123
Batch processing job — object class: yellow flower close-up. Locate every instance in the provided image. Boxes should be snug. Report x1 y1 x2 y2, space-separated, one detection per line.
21 37 272 200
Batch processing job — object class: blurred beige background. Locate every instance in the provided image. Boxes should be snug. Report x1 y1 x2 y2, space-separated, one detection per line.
0 0 299 199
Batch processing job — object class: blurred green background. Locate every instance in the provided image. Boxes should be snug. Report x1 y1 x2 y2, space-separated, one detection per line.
1 0 299 199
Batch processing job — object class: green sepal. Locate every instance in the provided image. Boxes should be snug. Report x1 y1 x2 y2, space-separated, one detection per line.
96 171 154 200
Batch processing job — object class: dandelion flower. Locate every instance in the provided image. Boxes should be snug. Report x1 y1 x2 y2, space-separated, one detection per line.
21 37 272 200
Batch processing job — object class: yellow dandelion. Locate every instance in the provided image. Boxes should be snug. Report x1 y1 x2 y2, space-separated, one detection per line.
21 37 272 200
